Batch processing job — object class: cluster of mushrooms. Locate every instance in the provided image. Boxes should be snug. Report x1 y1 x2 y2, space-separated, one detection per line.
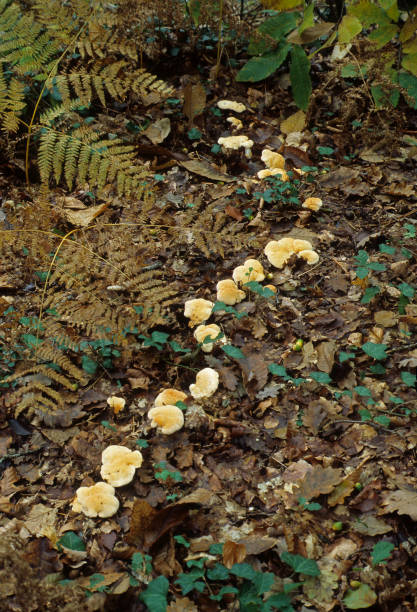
71 102 323 519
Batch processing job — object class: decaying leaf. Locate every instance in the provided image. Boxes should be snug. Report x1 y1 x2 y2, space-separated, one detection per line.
296 465 342 501
143 117 171 144
381 489 417 521
222 540 247 568
58 197 110 227
178 158 235 182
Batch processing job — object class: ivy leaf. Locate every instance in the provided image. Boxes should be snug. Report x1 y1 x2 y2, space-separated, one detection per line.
139 576 169 612
354 385 372 397
361 286 380 304
398 282 415 298
268 363 289 378
57 532 85 551
361 342 388 360
229 563 257 580
401 371 416 387
221 345 244 360
310 371 332 384
280 552 320 576
371 541 394 566
339 351 356 363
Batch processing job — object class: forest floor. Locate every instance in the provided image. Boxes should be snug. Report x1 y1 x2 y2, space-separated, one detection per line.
1 49 417 612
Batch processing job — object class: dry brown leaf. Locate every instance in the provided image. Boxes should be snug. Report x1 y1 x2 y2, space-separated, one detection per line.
60 200 110 227
78 572 126 591
302 403 326 435
374 310 397 327
316 341 336 373
225 204 243 220
0 467 22 498
381 489 417 521
351 515 392 536
223 540 247 568
179 158 235 182
143 117 171 144
239 351 269 398
167 596 198 612
24 503 58 537
183 81 206 124
280 110 306 135
296 465 342 500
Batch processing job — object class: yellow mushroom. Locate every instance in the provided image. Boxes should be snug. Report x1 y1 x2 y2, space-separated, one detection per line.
216 279 246 305
107 396 126 414
217 100 246 113
184 298 214 327
261 149 285 170
233 259 265 284
302 197 322 212
72 482 119 518
298 249 320 265
100 445 143 487
154 389 187 407
189 367 219 399
257 168 289 181
148 405 184 435
194 323 223 353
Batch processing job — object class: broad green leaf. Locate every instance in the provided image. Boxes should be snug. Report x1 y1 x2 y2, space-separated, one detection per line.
207 563 230 581
361 342 388 360
401 371 416 387
280 552 320 576
354 385 372 397
379 0 399 21
81 355 98 375
379 243 396 254
258 13 298 41
210 585 239 601
229 563 257 580
398 282 415 298
140 576 169 611
340 351 356 363
343 583 377 609
348 2 391 27
371 540 395 565
268 363 289 378
371 85 399 108
57 532 85 551
222 345 244 359
374 414 390 426
209 543 224 555
368 23 398 48
244 280 275 298
402 53 417 77
236 44 291 82
298 1 314 35
290 45 311 110
310 371 332 384
261 0 303 9
361 286 380 304
398 69 417 107
338 15 362 43
252 571 275 594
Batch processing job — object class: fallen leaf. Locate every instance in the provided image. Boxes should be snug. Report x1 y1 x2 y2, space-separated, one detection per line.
223 540 247 568
143 117 171 144
183 81 206 124
374 310 397 327
225 204 243 221
381 489 417 521
280 110 306 135
179 158 235 182
343 583 377 609
296 465 342 500
25 503 58 537
351 515 392 536
60 200 110 227
316 340 336 373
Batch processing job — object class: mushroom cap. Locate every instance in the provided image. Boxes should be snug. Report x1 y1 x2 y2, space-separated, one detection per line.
257 168 289 181
184 298 214 327
106 396 126 414
226 116 243 130
216 279 246 305
298 249 320 265
261 149 285 170
233 259 265 284
264 240 294 268
217 135 254 150
264 284 277 293
217 100 246 113
154 389 187 407
72 482 119 518
292 239 313 253
100 445 143 487
189 367 219 399
148 405 184 435
194 323 222 353
302 197 322 211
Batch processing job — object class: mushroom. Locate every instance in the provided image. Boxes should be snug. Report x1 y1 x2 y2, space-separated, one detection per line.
261 149 285 170
217 100 246 113
264 284 277 293
233 259 265 284
216 279 246 305
194 323 223 353
72 482 119 518
154 388 187 407
184 298 214 327
257 168 289 181
217 135 254 159
189 367 219 399
302 197 322 212
100 445 143 487
298 249 320 265
264 239 295 269
148 405 184 435
292 239 313 253
226 116 243 131
107 396 126 414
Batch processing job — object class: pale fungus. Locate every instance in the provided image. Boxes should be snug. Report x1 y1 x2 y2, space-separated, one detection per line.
148 405 184 435
226 116 243 130
257 168 289 181
261 149 285 170
297 249 320 265
100 445 143 487
72 482 119 518
217 135 254 158
292 239 313 253
184 298 214 327
264 239 294 269
264 284 277 293
233 259 265 284
106 396 126 414
154 389 187 407
216 279 246 305
189 367 219 399
302 197 323 212
194 323 223 353
217 100 246 113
